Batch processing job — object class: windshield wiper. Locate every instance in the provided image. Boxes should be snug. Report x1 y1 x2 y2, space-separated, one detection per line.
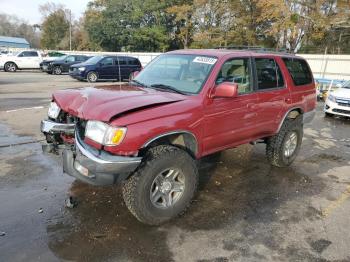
130 79 149 88
150 84 186 95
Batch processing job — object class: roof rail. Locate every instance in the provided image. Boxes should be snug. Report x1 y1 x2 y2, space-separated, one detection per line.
214 45 294 55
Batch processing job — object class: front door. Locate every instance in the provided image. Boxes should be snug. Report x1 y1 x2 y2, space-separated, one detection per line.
203 57 259 155
98 57 115 79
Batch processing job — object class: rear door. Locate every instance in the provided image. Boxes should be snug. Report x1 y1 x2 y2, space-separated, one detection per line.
203 57 259 154
253 57 291 135
282 57 316 112
62 56 76 72
115 56 128 80
17 51 40 68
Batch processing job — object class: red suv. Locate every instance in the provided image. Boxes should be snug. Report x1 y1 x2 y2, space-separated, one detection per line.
41 49 316 225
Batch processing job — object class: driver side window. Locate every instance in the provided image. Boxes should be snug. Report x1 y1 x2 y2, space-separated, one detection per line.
216 58 252 95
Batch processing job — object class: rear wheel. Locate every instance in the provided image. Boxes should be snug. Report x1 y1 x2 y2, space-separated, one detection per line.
87 71 98 82
4 62 17 72
53 66 62 75
266 115 303 167
122 145 198 225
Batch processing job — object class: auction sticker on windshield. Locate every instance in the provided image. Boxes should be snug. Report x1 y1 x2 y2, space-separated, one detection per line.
193 57 217 65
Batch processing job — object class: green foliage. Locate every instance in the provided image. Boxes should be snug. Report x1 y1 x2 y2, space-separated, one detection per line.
40 9 69 49
36 0 350 53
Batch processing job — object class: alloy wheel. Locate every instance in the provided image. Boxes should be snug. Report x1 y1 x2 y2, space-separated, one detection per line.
150 168 185 209
284 131 298 157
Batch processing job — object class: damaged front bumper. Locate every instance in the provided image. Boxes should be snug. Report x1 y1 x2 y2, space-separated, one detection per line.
41 119 142 186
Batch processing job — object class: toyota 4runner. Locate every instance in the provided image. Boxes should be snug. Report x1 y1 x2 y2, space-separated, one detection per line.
41 49 316 225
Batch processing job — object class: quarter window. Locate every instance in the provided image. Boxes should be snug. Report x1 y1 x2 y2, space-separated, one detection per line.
255 58 284 90
215 58 252 94
116 57 127 65
282 58 313 86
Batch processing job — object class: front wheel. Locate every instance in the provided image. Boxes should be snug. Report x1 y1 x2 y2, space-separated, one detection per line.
53 66 62 75
122 145 198 225
4 62 17 72
87 71 98 82
266 116 303 167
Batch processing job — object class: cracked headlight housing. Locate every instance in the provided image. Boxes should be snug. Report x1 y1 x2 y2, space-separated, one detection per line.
48 101 61 119
85 120 127 146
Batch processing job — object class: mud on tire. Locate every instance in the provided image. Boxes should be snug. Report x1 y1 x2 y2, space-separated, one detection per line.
266 115 303 167
122 145 198 225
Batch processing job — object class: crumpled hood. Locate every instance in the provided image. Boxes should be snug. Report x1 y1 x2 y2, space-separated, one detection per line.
53 84 186 122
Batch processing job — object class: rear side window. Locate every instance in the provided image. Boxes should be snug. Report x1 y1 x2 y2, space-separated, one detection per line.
20 51 38 57
255 58 284 90
115 57 127 65
282 58 313 86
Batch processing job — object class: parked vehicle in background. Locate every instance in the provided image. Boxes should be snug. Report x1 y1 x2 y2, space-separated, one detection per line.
40 55 67 72
324 80 350 117
45 55 90 75
69 55 142 82
0 50 42 72
41 49 316 225
315 78 344 101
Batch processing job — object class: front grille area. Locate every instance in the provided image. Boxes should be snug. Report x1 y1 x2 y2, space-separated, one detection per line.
333 108 350 115
336 98 350 107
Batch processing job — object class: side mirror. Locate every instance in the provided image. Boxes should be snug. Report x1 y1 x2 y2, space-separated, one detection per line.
130 71 140 80
213 82 238 98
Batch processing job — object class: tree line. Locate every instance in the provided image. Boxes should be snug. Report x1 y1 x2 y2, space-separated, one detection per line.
1 0 349 53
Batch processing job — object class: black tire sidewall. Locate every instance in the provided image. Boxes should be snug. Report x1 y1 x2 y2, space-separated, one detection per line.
129 147 198 223
280 123 303 166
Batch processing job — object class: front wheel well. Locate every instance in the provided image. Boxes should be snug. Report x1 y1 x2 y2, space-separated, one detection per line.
140 132 198 158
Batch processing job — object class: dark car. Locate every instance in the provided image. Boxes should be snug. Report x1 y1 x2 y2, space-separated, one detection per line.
40 56 66 71
69 55 142 82
46 55 91 75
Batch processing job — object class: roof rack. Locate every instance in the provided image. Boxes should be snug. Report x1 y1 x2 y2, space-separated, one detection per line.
214 45 294 55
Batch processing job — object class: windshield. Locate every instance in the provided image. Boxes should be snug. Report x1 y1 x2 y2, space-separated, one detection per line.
84 56 105 64
134 54 217 94
342 80 350 89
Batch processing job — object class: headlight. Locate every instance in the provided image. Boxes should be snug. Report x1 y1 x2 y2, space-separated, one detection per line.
48 101 61 119
85 120 127 146
327 94 336 102
78 67 86 71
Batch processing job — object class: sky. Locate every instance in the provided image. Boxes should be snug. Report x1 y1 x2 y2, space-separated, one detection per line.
0 0 91 24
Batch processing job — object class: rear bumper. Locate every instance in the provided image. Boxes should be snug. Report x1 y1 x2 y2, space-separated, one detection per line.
41 119 142 186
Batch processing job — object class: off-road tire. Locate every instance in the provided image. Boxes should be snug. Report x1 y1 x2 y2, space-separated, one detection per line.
122 145 198 225
4 62 17 72
53 66 62 75
266 115 303 167
87 71 98 82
